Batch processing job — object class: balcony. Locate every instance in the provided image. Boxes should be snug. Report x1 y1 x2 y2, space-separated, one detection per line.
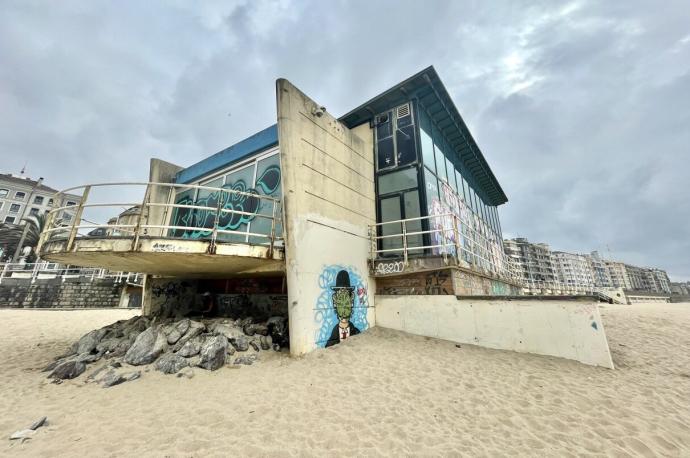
368 213 522 285
37 182 284 277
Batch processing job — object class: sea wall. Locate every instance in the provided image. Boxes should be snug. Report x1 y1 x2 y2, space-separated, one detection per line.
375 295 614 368
0 277 130 308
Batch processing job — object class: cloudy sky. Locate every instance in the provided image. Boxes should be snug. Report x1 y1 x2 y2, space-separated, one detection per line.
1 1 688 280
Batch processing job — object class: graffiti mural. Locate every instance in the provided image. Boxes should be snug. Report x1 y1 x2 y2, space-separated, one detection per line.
376 270 452 295
374 260 405 275
428 181 505 276
150 279 197 316
170 165 281 240
315 265 369 348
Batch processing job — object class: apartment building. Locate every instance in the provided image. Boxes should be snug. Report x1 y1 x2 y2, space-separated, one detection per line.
552 251 595 288
503 238 557 285
0 173 80 225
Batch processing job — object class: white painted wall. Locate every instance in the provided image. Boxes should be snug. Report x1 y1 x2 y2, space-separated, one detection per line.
376 295 614 368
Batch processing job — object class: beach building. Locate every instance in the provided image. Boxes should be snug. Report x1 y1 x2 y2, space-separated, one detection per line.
34 67 522 355
35 67 616 368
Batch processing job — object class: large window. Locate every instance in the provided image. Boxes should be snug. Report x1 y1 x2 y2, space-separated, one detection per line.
418 107 503 243
378 168 417 195
169 148 282 244
0 189 8 198
34 196 44 205
4 216 15 223
9 203 20 213
14 191 26 200
374 103 417 171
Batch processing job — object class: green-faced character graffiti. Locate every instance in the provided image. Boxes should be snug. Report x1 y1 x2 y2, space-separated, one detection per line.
325 270 361 347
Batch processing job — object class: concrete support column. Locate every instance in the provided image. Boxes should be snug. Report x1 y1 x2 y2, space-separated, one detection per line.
141 274 153 316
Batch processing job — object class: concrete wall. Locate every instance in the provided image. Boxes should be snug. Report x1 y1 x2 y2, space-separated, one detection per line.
277 79 376 354
147 158 183 236
375 268 521 296
142 276 198 317
0 277 127 308
216 293 287 318
376 295 614 368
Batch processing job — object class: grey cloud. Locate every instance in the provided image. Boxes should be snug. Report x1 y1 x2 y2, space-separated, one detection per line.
1 0 688 279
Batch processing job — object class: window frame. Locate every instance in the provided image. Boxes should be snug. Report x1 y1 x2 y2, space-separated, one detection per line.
374 103 418 172
4 215 16 223
9 203 21 214
14 191 26 200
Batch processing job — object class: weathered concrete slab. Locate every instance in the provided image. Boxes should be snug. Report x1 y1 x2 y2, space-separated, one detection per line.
40 237 284 277
375 295 614 368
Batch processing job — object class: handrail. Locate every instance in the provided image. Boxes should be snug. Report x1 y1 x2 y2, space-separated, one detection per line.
368 214 632 297
54 181 280 202
37 181 283 256
0 261 142 286
369 213 523 284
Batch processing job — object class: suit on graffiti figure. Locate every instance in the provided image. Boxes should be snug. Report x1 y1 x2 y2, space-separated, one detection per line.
325 270 361 347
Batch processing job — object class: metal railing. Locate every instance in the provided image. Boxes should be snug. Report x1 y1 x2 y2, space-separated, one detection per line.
0 262 142 285
368 213 523 284
37 181 283 257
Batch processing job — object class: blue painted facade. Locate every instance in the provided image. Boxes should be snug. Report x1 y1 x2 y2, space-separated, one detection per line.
176 124 278 184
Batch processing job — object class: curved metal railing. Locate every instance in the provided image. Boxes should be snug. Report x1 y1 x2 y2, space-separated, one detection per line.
38 181 283 257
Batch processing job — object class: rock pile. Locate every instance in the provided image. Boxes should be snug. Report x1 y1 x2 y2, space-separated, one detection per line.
44 314 289 386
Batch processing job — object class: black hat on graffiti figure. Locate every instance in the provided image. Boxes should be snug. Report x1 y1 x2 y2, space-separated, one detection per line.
326 269 361 347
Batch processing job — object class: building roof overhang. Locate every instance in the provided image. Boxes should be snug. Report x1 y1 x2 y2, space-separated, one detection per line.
176 124 278 184
339 66 508 206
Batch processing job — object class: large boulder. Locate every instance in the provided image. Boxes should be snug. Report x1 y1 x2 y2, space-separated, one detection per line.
124 327 168 366
176 336 204 357
172 321 205 352
96 337 125 354
104 340 133 359
155 353 190 375
213 324 242 340
74 328 108 355
165 319 191 345
197 335 228 370
229 336 249 352
101 369 141 388
48 360 86 380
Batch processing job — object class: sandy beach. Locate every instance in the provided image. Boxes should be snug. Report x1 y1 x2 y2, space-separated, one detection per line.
1 303 689 457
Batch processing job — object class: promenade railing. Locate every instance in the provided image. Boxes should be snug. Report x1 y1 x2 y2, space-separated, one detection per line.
37 181 283 257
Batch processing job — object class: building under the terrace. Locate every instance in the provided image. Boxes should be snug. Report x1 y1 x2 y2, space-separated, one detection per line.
37 67 614 367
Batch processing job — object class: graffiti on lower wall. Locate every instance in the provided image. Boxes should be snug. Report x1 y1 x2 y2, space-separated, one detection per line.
453 270 521 296
315 265 369 348
374 260 405 275
376 270 452 295
216 294 287 318
150 278 197 316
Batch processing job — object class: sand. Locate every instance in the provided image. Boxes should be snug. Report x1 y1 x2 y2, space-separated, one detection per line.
1 303 689 457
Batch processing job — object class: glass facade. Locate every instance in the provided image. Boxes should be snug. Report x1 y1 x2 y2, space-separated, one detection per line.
374 103 423 257
169 149 282 244
374 101 505 274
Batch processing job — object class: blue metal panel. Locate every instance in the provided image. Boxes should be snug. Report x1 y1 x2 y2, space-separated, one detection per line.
176 124 278 184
